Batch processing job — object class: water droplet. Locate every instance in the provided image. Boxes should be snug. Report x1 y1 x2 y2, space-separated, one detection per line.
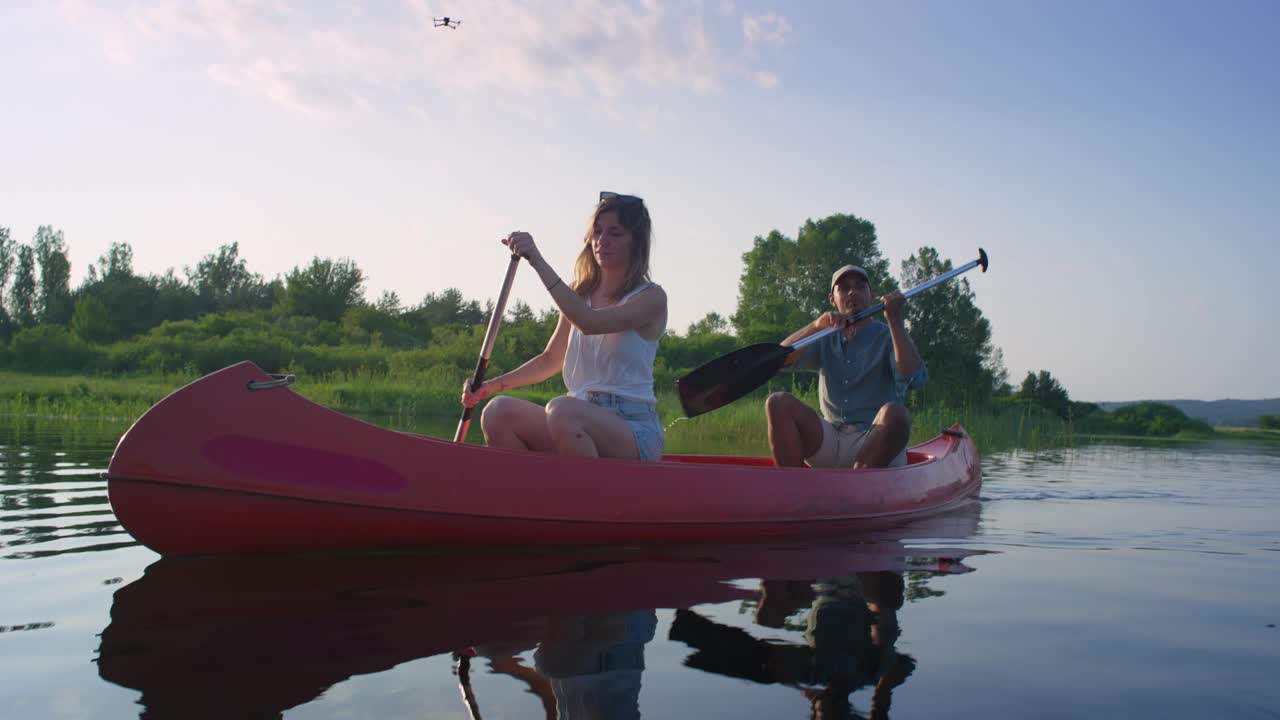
664 416 692 433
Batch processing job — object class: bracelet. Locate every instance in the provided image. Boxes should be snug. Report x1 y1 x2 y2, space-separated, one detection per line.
546 277 563 292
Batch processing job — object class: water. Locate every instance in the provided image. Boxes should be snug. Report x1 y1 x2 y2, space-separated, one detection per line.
2 415 1279 719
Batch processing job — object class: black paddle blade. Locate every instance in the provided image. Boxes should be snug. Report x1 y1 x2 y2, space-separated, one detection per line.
675 342 794 418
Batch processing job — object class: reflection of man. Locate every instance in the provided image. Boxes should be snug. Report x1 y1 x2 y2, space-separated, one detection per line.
478 609 658 720
670 572 912 720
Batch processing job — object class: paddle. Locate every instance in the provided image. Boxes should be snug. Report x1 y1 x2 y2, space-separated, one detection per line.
675 248 989 418
454 255 521 443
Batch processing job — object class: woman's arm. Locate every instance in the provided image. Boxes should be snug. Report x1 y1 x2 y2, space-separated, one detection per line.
503 232 667 338
547 282 667 337
462 316 570 406
490 314 571 390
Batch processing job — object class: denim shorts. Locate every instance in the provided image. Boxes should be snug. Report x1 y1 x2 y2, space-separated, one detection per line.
585 391 664 462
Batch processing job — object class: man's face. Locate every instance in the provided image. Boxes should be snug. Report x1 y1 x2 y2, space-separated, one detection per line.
830 273 872 315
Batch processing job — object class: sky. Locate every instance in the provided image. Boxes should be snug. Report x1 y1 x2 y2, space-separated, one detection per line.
2 0 1277 402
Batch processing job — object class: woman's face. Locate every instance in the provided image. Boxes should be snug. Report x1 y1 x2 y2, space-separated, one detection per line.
592 210 634 272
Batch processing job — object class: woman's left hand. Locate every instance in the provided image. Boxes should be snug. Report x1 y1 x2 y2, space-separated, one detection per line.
503 231 542 265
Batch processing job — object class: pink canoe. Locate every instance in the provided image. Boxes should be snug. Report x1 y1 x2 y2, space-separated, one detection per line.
106 361 982 555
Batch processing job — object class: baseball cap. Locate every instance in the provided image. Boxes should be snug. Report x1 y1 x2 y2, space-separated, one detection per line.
830 264 870 291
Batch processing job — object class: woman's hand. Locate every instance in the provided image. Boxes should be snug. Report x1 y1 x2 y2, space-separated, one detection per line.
460 378 496 408
503 231 543 265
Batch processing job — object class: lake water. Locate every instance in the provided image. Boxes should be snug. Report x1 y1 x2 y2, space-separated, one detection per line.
2 415 1278 719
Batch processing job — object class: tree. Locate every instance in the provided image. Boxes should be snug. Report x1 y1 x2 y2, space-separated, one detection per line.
71 295 114 344
506 299 536 325
1101 402 1212 437
987 347 1012 396
90 241 134 281
899 247 995 406
1259 414 1280 430
0 226 13 333
150 268 201 326
732 214 896 344
77 242 148 341
281 257 366 322
33 225 73 325
187 242 273 313
412 288 484 328
375 290 403 314
1018 370 1071 418
686 311 729 336
8 244 37 329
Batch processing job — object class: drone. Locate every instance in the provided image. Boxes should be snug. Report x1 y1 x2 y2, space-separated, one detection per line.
433 17 461 29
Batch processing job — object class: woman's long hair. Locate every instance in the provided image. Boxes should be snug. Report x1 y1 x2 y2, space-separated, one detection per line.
571 195 652 301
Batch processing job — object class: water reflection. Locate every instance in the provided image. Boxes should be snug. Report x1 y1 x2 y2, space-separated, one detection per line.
672 573 910 720
467 609 658 719
95 503 981 719
0 417 131 558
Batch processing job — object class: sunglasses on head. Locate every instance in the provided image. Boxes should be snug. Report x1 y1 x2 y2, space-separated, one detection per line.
599 191 643 204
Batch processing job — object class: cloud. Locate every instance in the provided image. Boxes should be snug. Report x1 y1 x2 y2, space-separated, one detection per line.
208 59 373 119
752 70 779 89
742 11 791 45
58 1 790 119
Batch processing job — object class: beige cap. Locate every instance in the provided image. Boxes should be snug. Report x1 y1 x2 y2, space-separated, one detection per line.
830 264 870 290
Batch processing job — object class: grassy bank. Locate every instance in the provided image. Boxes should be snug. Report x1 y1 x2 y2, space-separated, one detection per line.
1213 426 1280 445
0 370 1083 455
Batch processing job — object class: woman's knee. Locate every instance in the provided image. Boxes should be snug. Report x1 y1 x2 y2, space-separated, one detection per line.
544 396 586 436
480 395 519 433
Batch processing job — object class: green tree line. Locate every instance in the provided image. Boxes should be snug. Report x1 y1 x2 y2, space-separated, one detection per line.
0 218 1203 436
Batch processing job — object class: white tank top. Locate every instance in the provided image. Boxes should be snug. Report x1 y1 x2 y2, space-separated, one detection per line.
563 283 663 403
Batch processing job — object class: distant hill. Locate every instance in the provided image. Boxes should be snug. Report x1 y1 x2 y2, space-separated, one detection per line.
1095 398 1280 427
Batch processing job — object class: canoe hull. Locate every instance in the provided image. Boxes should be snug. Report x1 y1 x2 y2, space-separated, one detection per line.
107 362 981 555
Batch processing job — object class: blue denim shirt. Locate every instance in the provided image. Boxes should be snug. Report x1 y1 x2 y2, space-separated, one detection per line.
792 321 927 427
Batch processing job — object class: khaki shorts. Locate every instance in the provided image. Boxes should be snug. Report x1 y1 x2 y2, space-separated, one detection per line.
805 419 908 469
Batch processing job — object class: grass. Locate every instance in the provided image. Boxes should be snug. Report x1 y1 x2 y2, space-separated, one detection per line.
13 369 1268 455
1213 426 1280 445
0 369 1083 456
0 371 186 422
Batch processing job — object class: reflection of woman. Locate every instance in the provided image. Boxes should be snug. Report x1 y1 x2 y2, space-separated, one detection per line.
670 572 912 720
480 609 658 720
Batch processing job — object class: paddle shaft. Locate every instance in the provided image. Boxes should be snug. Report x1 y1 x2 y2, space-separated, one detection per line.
455 654 483 719
454 255 521 443
790 249 989 352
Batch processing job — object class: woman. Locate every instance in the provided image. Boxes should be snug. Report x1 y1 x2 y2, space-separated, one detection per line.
460 192 667 461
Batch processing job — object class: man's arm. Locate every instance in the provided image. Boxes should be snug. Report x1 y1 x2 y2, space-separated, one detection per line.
882 291 922 379
781 312 849 366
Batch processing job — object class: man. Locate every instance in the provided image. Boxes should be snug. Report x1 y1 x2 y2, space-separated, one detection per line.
766 264 926 468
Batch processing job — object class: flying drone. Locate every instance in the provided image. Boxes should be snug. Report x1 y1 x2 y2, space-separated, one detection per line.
433 17 461 29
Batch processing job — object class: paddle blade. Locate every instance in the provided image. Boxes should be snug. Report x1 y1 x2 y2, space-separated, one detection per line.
675 343 794 418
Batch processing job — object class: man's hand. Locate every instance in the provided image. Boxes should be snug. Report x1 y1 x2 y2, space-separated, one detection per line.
882 290 906 324
816 311 855 334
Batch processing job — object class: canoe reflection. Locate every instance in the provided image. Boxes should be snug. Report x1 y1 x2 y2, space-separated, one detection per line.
97 502 981 719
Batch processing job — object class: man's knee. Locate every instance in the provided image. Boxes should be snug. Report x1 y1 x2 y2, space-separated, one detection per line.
878 402 911 431
765 392 799 420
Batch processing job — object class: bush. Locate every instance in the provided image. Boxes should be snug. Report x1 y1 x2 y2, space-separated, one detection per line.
7 325 105 373
1081 401 1213 437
